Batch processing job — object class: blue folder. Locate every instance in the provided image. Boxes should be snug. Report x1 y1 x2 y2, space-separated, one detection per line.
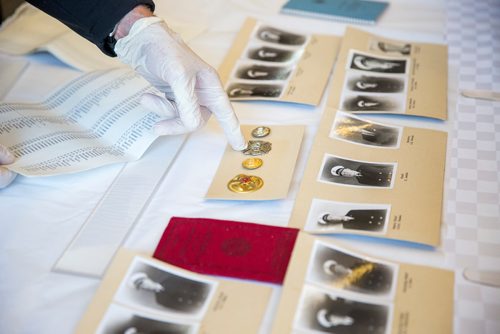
281 0 389 25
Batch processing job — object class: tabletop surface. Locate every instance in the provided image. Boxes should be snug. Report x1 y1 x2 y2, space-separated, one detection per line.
0 0 499 333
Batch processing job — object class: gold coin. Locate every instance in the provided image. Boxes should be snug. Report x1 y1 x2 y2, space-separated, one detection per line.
242 158 263 170
227 174 264 193
251 126 271 138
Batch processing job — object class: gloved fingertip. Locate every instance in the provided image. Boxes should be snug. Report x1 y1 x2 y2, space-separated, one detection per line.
0 145 15 164
229 135 247 151
153 124 169 136
0 167 16 189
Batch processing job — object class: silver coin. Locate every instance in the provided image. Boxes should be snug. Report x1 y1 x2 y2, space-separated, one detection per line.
251 126 271 138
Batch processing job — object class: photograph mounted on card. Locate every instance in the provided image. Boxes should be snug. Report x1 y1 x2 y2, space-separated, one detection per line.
318 154 397 189
306 240 398 299
304 198 391 236
347 50 409 75
219 18 341 106
328 27 447 120
114 257 217 320
76 249 273 334
96 304 199 334
330 112 403 149
206 125 304 200
270 233 454 334
292 285 394 334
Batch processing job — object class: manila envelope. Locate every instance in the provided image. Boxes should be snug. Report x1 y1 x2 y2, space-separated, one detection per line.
219 17 341 106
271 233 454 334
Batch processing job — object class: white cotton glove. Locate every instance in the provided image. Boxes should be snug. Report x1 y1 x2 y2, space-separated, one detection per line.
0 145 16 189
115 17 246 151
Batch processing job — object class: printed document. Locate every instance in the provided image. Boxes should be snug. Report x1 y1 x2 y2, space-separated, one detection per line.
0 68 162 176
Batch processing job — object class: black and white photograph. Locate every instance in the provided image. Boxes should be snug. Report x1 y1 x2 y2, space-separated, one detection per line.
341 94 405 113
96 304 198 334
234 63 293 81
346 73 406 93
255 25 307 46
226 82 283 99
318 154 397 189
246 45 300 63
306 241 397 297
329 112 402 148
348 51 408 74
369 40 412 56
293 285 392 334
305 199 391 235
114 257 217 319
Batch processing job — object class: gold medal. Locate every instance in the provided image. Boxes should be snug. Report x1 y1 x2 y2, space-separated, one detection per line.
242 140 272 156
227 174 264 193
242 158 263 170
251 126 271 138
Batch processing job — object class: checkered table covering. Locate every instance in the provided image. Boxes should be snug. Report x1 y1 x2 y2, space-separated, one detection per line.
445 0 500 332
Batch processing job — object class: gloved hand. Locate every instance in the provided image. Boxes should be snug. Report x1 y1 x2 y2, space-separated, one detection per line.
115 17 246 151
0 145 16 189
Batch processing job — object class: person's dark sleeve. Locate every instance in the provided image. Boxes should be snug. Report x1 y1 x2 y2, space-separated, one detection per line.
26 0 155 57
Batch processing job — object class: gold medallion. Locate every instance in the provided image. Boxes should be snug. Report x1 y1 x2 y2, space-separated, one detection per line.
242 140 272 156
251 126 271 138
227 174 264 193
242 157 263 170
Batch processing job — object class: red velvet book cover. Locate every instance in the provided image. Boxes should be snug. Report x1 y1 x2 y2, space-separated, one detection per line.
153 217 299 284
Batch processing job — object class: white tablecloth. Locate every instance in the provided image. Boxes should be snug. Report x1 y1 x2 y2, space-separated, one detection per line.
1 0 499 333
